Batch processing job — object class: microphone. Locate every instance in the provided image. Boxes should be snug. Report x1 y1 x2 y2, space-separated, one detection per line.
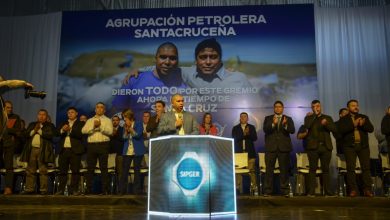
177 113 183 128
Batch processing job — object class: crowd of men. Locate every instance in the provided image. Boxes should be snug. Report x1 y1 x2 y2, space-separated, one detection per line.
1 96 389 198
0 37 389 197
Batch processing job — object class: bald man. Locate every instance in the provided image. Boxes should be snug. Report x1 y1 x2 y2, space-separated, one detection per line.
157 94 199 136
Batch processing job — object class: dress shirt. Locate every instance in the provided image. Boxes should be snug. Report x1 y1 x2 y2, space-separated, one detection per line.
63 119 76 148
241 123 247 151
30 124 43 148
174 110 185 135
82 115 113 143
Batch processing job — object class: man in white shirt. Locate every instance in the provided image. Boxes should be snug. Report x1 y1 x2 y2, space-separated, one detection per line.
82 102 113 195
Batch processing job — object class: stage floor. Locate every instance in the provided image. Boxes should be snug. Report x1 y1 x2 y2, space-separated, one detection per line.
0 195 389 220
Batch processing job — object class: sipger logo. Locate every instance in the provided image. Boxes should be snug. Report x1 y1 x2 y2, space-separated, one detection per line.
172 152 206 196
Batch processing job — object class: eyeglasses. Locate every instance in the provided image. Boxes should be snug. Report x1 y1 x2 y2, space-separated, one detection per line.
158 55 178 61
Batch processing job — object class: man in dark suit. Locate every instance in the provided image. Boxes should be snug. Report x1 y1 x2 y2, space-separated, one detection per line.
381 106 390 153
157 94 199 135
1 100 23 195
303 100 337 196
20 109 57 195
232 112 258 194
146 100 165 138
109 115 124 194
263 101 295 196
334 108 349 155
56 107 85 195
338 99 374 197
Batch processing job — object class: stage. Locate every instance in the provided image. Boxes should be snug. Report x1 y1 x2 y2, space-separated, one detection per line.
0 195 389 219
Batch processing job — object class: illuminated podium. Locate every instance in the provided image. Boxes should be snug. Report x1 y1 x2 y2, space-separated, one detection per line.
148 135 236 217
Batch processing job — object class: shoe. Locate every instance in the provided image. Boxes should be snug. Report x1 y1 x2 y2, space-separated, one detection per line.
263 194 271 197
20 191 35 195
72 191 82 196
349 190 358 197
83 189 92 195
54 191 64 196
40 191 48 195
3 187 12 195
307 194 316 197
325 192 336 197
364 190 373 197
98 191 109 196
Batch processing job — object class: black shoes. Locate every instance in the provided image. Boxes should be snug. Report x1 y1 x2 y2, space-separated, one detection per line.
55 191 64 196
20 191 35 195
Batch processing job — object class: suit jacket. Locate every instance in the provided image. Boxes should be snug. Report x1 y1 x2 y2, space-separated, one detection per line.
146 115 160 138
110 126 124 154
232 123 257 158
338 113 374 148
304 114 337 151
122 121 145 156
157 111 199 135
20 121 57 163
2 113 23 148
263 114 295 153
334 119 344 154
57 120 86 154
381 114 390 148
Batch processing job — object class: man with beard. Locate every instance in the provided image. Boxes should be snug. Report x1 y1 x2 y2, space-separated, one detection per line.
381 106 390 153
338 99 374 197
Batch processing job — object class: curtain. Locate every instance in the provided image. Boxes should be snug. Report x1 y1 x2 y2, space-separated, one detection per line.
315 5 390 158
0 4 389 152
0 12 61 124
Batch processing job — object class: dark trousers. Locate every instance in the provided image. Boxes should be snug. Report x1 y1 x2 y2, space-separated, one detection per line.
306 144 332 195
58 148 82 193
119 155 143 194
1 146 14 189
344 144 372 192
115 155 123 193
86 142 109 193
264 151 290 194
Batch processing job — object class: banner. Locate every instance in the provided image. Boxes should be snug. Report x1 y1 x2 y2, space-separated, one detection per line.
58 4 317 152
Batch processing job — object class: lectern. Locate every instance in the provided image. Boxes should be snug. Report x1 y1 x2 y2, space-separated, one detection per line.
148 135 236 217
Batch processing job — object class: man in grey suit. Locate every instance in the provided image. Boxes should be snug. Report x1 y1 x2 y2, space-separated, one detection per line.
157 94 199 135
263 101 295 197
303 100 337 196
